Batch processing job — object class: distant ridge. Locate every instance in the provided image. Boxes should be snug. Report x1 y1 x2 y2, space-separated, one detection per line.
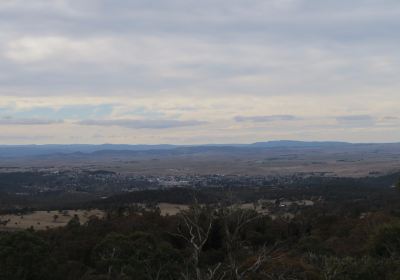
0 141 393 158
0 144 178 158
250 140 352 148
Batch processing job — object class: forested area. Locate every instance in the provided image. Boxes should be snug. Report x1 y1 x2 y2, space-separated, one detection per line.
1 173 400 279
2 192 400 280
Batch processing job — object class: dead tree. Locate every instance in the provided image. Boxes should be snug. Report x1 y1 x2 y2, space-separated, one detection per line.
219 205 273 280
175 203 224 280
176 202 277 280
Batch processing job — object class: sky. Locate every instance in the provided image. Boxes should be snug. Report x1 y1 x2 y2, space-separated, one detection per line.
0 0 400 144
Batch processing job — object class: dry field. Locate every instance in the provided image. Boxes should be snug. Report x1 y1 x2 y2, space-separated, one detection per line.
0 205 188 231
0 200 314 231
0 209 104 231
158 203 189 215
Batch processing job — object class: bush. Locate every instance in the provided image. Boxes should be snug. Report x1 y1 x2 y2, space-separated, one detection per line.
369 222 400 257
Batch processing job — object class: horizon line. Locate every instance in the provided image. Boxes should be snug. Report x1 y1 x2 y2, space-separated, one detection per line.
1 140 400 147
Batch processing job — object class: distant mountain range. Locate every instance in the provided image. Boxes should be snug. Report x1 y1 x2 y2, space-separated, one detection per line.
0 141 392 158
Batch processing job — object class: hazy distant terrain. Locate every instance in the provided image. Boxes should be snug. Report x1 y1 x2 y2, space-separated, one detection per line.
1 141 400 177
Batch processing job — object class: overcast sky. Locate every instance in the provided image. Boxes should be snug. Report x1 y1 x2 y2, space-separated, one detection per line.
0 0 399 144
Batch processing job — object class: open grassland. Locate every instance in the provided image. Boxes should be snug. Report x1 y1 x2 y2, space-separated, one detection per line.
158 203 189 215
0 209 104 231
0 205 189 231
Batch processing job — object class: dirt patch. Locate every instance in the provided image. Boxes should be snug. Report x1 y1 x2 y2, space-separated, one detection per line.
158 203 189 216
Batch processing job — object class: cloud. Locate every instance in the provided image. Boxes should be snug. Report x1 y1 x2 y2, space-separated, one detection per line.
0 104 114 120
383 116 399 120
234 115 297 122
4 36 120 64
78 119 207 129
1 0 399 96
0 0 399 143
336 115 374 121
0 118 63 125
335 115 375 127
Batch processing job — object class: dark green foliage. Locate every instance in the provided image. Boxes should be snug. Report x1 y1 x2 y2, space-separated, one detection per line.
1 175 400 279
92 232 181 279
307 254 400 280
0 231 52 280
1 208 400 279
369 222 400 257
67 215 81 228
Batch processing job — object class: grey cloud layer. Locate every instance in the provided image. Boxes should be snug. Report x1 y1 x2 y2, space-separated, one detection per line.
0 0 399 96
235 115 297 122
0 118 63 125
0 1 399 143
335 115 375 127
78 119 206 129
